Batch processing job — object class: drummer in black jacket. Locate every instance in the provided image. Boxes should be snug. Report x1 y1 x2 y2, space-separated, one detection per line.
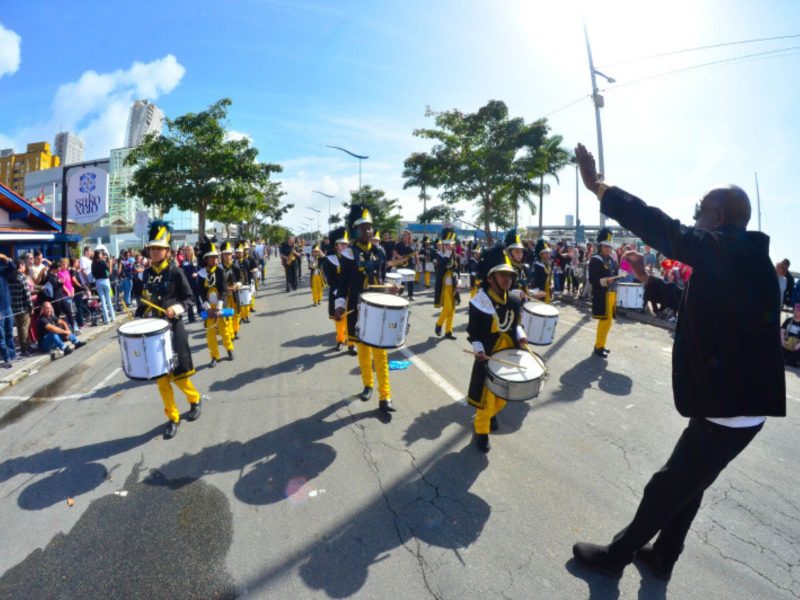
433 227 460 339
135 221 202 440
334 205 398 413
531 238 554 303
588 227 619 357
322 227 351 352
467 244 529 453
571 143 786 581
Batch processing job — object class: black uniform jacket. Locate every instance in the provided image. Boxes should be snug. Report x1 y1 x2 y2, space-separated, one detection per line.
199 265 226 310
322 253 341 318
433 251 459 308
335 241 384 342
467 257 480 288
222 260 241 310
393 241 415 268
134 261 195 378
466 288 523 408
532 262 552 294
589 254 618 318
602 185 786 418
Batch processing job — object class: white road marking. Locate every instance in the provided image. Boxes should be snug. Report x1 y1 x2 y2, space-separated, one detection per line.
399 347 467 404
0 367 122 403
788 394 800 404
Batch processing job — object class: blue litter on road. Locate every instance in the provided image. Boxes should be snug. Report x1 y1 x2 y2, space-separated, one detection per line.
389 360 412 371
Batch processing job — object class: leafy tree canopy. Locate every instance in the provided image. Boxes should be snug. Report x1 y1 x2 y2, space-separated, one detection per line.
343 185 402 237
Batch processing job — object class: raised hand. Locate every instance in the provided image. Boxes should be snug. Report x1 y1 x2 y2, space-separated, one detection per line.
574 143 601 194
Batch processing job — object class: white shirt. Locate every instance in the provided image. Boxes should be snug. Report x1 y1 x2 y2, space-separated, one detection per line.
80 256 92 277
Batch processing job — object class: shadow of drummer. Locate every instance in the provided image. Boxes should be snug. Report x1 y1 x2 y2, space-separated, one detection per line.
551 355 633 404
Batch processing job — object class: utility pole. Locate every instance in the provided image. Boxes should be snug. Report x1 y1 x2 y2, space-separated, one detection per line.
754 172 761 231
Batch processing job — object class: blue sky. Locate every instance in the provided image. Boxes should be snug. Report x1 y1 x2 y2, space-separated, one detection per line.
1 0 798 265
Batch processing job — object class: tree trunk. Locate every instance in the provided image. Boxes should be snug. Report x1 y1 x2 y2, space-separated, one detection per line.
538 174 544 237
483 196 493 245
198 201 207 242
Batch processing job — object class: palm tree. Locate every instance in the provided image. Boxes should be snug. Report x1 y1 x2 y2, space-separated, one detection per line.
533 135 572 236
402 152 438 234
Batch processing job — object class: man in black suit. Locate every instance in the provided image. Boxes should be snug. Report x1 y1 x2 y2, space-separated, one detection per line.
570 143 786 581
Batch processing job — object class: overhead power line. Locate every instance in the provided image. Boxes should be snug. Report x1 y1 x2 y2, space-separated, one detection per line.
597 33 800 69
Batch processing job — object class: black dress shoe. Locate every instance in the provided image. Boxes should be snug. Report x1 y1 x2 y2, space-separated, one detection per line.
335 342 342 351
490 416 499 432
572 542 627 579
360 386 373 401
475 433 490 453
435 324 442 336
636 545 674 581
348 346 358 356
74 340 87 349
593 347 609 358
186 401 202 421
444 333 457 340
209 358 218 368
228 349 235 361
234 333 239 340
250 307 256 312
379 399 396 412
164 420 179 439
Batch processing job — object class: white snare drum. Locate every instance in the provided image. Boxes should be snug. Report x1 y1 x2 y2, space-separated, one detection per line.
385 272 403 287
118 318 174 380
238 286 252 306
397 268 416 283
616 282 644 309
521 302 559 345
356 292 410 348
485 349 546 402
425 262 435 273
458 273 470 288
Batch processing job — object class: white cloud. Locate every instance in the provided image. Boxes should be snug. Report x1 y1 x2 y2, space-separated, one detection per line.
0 21 21 79
225 130 253 144
0 54 185 157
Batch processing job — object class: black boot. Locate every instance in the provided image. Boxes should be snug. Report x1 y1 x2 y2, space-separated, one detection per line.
444 332 457 340
228 349 235 361
186 401 202 421
435 324 442 336
209 358 218 368
593 347 609 358
490 416 499 432
475 433 490 453
360 386 373 401
636 545 674 581
572 542 628 579
348 345 358 356
335 342 342 351
164 420 179 439
379 399 396 412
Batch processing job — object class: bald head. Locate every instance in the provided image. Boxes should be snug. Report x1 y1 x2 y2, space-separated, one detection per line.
699 185 751 230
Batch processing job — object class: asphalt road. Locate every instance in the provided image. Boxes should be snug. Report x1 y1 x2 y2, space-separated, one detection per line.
0 263 798 600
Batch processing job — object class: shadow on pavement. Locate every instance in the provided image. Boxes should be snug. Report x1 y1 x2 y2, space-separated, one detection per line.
565 557 621 600
0 425 162 510
209 348 331 391
402 402 471 445
554 355 633 402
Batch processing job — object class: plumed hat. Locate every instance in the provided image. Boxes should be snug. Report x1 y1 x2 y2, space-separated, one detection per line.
371 229 380 241
534 237 551 256
220 240 234 254
328 226 348 248
146 219 172 249
504 228 523 250
200 236 219 259
597 227 613 247
347 204 372 230
479 243 516 281
440 226 456 245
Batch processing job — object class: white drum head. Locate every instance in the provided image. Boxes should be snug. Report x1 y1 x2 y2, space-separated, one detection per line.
386 273 403 282
488 349 545 382
618 282 642 288
524 302 559 317
397 268 415 277
361 292 409 308
119 318 169 335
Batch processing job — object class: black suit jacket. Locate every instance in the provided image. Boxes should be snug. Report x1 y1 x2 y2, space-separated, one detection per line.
602 186 785 418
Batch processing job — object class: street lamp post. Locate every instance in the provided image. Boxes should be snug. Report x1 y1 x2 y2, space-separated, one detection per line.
312 190 335 227
327 145 369 197
308 207 321 236
583 21 615 229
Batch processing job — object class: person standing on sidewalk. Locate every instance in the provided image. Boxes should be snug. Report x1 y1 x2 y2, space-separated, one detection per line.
9 258 33 357
570 142 786 581
91 248 115 324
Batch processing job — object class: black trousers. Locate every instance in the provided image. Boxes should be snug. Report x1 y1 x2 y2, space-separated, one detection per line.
285 265 298 291
609 417 762 563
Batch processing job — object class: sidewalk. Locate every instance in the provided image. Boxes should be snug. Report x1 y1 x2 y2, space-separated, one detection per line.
0 314 132 396
552 291 677 331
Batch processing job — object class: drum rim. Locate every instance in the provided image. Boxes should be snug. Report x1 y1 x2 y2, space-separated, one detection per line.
486 349 545 379
118 318 171 337
359 292 410 308
522 302 560 316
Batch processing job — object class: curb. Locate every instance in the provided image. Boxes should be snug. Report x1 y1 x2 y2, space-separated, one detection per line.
554 293 677 332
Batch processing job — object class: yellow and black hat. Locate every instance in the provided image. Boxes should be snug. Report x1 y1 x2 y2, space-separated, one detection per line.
146 219 172 249
534 237 551 256
200 237 219 259
480 243 516 280
347 204 372 230
440 227 456 245
504 228 523 250
597 227 613 247
221 240 234 254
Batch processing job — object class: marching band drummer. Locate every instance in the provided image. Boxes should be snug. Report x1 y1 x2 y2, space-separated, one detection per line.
334 204 398 413
466 243 528 453
589 227 619 358
531 238 554 303
322 227 352 353
221 241 242 340
199 238 235 367
433 227 460 340
242 241 259 313
421 237 433 288
504 229 531 300
467 245 481 298
309 244 325 307
136 221 203 440
392 229 418 300
234 243 252 323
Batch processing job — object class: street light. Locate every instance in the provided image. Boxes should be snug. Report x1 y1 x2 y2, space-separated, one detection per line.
312 190 335 227
308 207 321 236
327 145 369 194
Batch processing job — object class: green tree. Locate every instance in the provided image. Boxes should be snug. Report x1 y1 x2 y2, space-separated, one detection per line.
125 98 285 238
261 223 291 244
343 185 402 237
410 100 550 243
402 151 439 220
417 204 464 224
533 135 572 236
328 213 342 226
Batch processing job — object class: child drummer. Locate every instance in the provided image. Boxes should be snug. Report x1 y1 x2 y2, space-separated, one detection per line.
466 243 529 453
199 238 235 368
135 220 203 439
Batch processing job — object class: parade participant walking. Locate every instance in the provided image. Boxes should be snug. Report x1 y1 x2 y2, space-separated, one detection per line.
571 142 786 581
467 246 481 298
322 227 351 352
179 245 202 324
433 227 459 340
392 229 418 300
134 221 203 440
466 244 528 453
588 228 618 357
199 238 234 368
334 205 397 412
504 229 530 300
309 244 324 306
234 244 253 322
220 241 242 340
280 236 300 292
531 238 554 303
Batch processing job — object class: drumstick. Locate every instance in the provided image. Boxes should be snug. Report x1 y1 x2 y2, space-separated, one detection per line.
462 349 522 368
139 297 166 314
368 284 399 289
521 343 549 376
119 298 134 320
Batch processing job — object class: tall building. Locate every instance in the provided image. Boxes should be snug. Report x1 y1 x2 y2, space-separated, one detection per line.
104 147 146 226
0 142 61 196
124 100 164 147
53 132 85 166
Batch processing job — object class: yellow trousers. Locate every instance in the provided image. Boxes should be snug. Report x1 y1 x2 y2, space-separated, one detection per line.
357 343 391 400
335 317 347 344
225 293 240 335
156 374 200 423
311 273 324 304
436 284 455 334
474 387 507 434
595 291 617 350
424 272 431 287
415 272 420 283
205 317 234 360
